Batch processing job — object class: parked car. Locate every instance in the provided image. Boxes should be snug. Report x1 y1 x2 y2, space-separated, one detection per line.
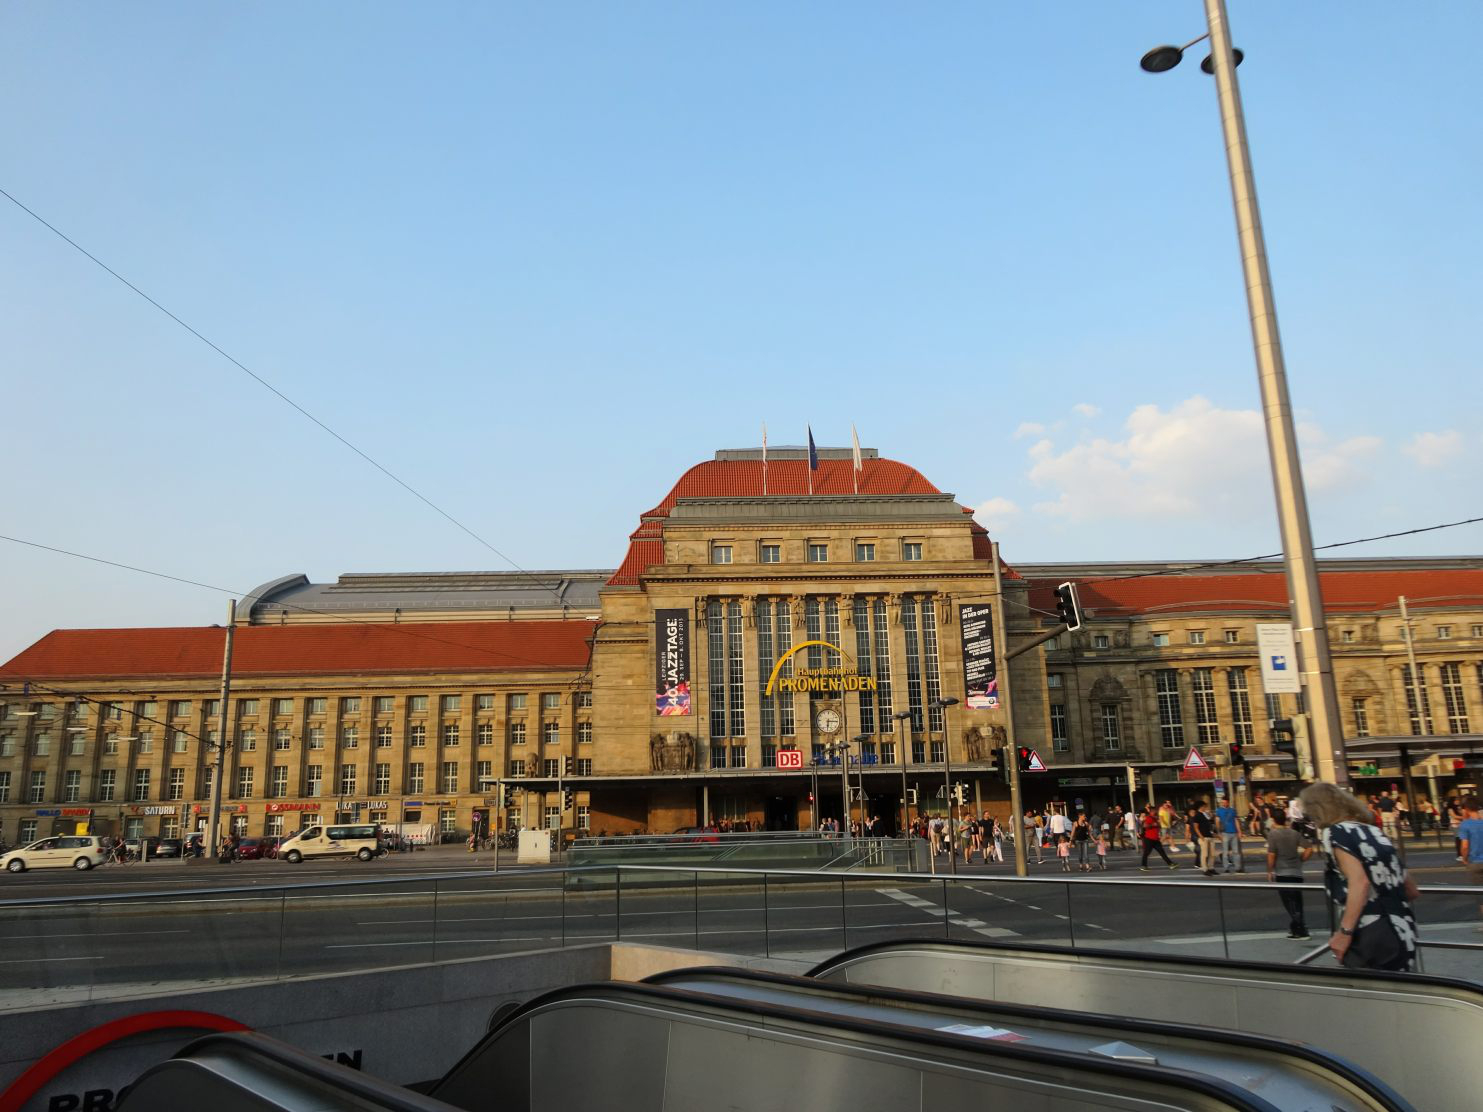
154 839 183 859
2 835 110 873
125 837 163 860
234 837 269 861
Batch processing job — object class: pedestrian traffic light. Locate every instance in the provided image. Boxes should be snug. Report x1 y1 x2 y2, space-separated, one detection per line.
502 785 516 807
561 787 575 811
952 783 967 805
1017 745 1033 772
562 756 575 776
1054 581 1083 632
987 747 1005 782
1229 741 1246 766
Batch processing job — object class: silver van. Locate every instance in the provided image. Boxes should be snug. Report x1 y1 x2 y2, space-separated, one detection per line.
278 823 382 863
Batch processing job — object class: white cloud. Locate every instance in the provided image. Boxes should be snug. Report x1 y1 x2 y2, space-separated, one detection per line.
974 496 1021 532
1013 422 1045 439
1403 429 1463 469
1072 403 1100 419
1023 396 1384 523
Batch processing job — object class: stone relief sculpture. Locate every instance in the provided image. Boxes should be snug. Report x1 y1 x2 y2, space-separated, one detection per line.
963 725 987 762
649 731 698 772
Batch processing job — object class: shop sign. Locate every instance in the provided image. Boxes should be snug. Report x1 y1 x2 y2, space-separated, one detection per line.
266 802 322 812
366 800 389 810
128 805 177 816
766 642 878 695
194 804 246 813
1057 777 1106 787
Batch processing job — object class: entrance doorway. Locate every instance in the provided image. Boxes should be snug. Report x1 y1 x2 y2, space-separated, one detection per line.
764 795 795 831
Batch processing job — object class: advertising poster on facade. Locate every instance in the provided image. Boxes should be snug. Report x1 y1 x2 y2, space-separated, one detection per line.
960 603 998 709
654 608 692 715
1256 622 1302 694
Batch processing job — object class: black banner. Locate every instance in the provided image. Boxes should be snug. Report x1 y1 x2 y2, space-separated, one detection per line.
959 603 998 709
654 609 692 716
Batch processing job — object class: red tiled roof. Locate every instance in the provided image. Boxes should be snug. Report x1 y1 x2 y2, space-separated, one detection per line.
608 456 999 586
1025 569 1483 618
0 620 597 682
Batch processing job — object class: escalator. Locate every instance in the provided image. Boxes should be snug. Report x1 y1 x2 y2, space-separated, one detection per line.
809 938 1483 1112
644 965 1411 1112
428 978 1280 1111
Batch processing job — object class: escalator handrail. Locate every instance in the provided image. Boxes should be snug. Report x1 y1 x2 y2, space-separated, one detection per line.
123 1030 464 1112
431 978 1284 1112
806 935 1483 1003
642 964 1412 1112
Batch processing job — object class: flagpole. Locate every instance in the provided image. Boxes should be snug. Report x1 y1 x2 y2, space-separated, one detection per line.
761 422 768 496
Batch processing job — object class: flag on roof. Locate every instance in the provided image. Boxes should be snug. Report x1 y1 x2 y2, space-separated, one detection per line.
761 422 768 496
807 425 818 494
851 424 862 494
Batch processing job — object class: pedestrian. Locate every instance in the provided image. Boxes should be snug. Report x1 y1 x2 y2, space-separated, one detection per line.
1024 810 1042 865
1193 801 1218 876
1157 800 1175 849
1095 828 1109 870
1374 791 1399 842
969 814 983 862
1265 810 1314 940
1057 831 1072 872
1455 797 1483 924
1047 807 1070 845
1122 808 1137 850
1215 796 1243 873
1300 782 1419 972
989 816 1004 863
1139 803 1178 871
1072 812 1092 872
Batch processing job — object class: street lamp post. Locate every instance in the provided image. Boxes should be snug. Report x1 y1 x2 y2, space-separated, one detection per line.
1141 0 1347 785
929 697 960 873
894 710 913 836
853 734 871 832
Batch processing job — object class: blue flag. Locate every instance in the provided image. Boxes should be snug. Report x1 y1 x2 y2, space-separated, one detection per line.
807 425 818 470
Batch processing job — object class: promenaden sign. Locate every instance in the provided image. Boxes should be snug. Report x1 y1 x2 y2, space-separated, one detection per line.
765 641 878 696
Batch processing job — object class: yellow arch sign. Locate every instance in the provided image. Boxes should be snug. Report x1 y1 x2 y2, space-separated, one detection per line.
764 640 878 696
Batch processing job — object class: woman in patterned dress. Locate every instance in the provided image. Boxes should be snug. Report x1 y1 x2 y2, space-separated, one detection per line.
1298 782 1420 972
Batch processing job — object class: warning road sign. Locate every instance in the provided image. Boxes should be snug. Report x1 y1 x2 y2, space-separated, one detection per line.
1182 747 1209 770
1025 749 1047 773
1179 747 1213 781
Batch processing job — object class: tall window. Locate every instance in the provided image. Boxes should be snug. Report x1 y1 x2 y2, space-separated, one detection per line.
711 544 732 564
541 721 559 746
853 597 895 736
408 724 426 747
576 722 593 745
1401 664 1433 735
63 769 81 802
375 696 394 713
758 599 795 740
408 763 425 792
1264 693 1282 725
1191 668 1219 743
760 544 781 563
1156 670 1184 748
270 765 288 797
0 771 9 803
306 765 322 797
477 723 494 746
1351 697 1370 738
1050 705 1068 752
133 769 152 801
1440 663 1470 734
707 600 746 739
339 764 357 795
308 727 325 750
1227 669 1254 745
28 771 46 803
168 767 185 800
475 760 492 785
508 722 526 746
376 725 392 748
443 724 460 748
341 727 358 749
98 769 116 802
1100 703 1121 751
899 596 943 732
373 763 391 794
232 768 250 799
441 695 461 714
273 729 291 751
342 697 362 715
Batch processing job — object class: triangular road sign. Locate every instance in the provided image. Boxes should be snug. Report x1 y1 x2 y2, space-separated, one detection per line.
1026 749 1047 772
1183 746 1209 771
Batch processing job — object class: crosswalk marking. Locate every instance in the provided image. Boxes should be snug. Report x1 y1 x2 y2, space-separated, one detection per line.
877 888 1019 939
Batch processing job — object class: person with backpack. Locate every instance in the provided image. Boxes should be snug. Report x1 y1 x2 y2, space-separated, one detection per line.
1139 803 1178 871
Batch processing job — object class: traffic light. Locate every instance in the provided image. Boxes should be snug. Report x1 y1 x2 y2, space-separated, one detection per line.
561 787 575 811
1017 745 1033 772
1126 764 1139 791
906 788 919 806
952 782 967 805
1271 718 1296 757
1229 741 1246 767
987 747 1006 782
502 784 516 808
1054 581 1083 632
562 756 575 776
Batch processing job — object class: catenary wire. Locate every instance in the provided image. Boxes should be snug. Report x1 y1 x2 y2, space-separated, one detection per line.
0 533 593 679
0 186 563 605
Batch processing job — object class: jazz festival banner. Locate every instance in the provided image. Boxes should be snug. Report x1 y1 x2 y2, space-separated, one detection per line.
654 608 692 715
960 603 998 709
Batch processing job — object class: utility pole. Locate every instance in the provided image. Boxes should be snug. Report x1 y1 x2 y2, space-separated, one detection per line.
206 600 235 863
991 543 1028 877
1397 596 1428 818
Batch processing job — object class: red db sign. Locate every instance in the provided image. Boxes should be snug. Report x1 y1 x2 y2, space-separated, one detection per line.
776 749 803 770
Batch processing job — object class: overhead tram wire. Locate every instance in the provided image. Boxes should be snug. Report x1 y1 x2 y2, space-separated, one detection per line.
0 533 594 677
0 186 563 606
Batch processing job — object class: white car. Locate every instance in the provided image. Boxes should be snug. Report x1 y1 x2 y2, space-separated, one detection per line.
2 835 109 873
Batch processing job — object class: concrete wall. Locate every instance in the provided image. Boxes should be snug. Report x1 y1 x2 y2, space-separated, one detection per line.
0 942 797 1112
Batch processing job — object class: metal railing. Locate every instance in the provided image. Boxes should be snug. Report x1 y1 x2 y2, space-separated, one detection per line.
0 865 1476 1007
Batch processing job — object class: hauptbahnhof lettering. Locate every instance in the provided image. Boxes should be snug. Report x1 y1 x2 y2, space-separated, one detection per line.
2 447 1481 844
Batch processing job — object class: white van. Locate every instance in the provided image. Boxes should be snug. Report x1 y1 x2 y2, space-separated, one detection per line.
278 823 382 863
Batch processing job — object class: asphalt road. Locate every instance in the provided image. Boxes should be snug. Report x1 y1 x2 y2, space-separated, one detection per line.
0 842 1477 996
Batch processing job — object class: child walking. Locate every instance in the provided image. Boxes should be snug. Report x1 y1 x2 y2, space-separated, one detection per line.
1096 831 1109 870
1057 834 1072 872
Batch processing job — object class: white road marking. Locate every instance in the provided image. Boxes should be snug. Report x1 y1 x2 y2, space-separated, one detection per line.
0 955 101 964
0 929 190 941
878 888 1019 937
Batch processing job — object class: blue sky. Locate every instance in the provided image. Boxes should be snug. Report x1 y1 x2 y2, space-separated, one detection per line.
3 2 1479 660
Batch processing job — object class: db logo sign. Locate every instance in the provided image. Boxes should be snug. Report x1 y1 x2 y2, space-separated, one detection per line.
775 749 804 770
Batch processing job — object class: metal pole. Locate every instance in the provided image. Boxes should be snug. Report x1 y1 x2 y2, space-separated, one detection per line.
897 714 910 836
1203 0 1345 785
991 543 1028 877
1398 595 1429 830
206 600 235 863
941 704 956 874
